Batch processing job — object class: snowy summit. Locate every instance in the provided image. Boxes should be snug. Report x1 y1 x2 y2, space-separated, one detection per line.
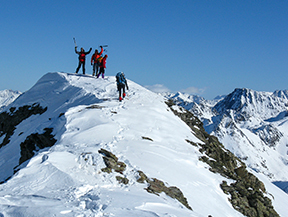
0 72 287 217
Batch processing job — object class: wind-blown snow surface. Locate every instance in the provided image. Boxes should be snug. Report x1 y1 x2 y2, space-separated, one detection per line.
0 72 287 216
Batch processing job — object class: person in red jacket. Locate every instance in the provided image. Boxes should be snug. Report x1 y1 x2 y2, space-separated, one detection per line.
97 54 108 78
75 46 92 74
91 46 103 76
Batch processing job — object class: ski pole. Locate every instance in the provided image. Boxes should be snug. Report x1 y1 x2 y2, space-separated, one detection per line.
73 37 77 47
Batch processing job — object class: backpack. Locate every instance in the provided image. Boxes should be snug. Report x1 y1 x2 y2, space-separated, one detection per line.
97 56 103 64
116 72 126 85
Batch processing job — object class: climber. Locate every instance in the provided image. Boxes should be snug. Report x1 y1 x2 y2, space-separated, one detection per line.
97 54 108 79
75 46 92 74
116 72 129 102
91 46 104 76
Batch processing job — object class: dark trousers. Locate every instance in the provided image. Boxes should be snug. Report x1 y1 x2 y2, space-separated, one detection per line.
117 83 126 98
92 62 100 76
97 67 105 78
76 61 85 74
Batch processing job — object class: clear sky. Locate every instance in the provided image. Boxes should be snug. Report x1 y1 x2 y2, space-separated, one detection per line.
1 0 287 99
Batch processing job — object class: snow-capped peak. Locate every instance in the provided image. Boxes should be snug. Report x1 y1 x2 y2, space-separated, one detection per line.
213 88 286 119
0 89 21 110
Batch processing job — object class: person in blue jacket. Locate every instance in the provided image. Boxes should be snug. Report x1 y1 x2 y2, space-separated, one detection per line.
116 72 129 101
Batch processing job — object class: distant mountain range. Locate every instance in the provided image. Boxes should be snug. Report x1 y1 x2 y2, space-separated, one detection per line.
165 88 288 192
0 89 21 110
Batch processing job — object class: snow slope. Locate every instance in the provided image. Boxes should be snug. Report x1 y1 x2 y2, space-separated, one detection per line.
0 73 287 216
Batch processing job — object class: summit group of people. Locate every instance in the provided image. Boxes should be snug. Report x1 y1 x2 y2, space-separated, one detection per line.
75 46 107 78
74 45 128 102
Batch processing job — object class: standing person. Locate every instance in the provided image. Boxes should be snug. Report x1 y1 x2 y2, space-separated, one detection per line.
116 72 128 102
75 46 92 74
91 46 103 76
97 54 108 79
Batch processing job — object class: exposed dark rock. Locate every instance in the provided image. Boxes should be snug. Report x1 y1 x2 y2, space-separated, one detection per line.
142 136 153 141
166 100 280 217
136 171 192 210
147 178 192 210
185 139 198 147
145 177 165 195
86 104 106 109
116 176 129 184
99 148 118 162
19 128 57 165
136 170 148 183
0 103 47 148
98 148 126 174
252 125 282 147
98 149 192 210
58 112 65 118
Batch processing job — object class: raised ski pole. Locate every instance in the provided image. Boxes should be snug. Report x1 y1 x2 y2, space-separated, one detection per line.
73 37 77 47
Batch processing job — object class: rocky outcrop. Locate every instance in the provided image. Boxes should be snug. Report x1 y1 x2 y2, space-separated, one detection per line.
137 171 192 210
0 103 58 181
19 128 57 165
0 103 47 148
166 100 279 217
98 148 126 174
252 125 283 147
98 148 192 210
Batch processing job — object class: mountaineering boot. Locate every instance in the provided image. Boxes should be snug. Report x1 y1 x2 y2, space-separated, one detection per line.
119 97 123 102
123 93 126 98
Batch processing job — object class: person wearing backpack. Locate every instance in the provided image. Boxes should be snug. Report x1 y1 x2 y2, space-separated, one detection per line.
97 54 108 78
116 72 129 102
91 46 103 76
75 46 92 74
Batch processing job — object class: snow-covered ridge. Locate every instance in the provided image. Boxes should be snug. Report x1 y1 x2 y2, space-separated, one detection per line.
0 73 287 216
0 73 233 216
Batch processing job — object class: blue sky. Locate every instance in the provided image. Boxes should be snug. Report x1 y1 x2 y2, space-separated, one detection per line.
1 0 287 99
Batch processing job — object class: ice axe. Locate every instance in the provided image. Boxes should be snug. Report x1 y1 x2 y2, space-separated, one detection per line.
100 45 108 52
